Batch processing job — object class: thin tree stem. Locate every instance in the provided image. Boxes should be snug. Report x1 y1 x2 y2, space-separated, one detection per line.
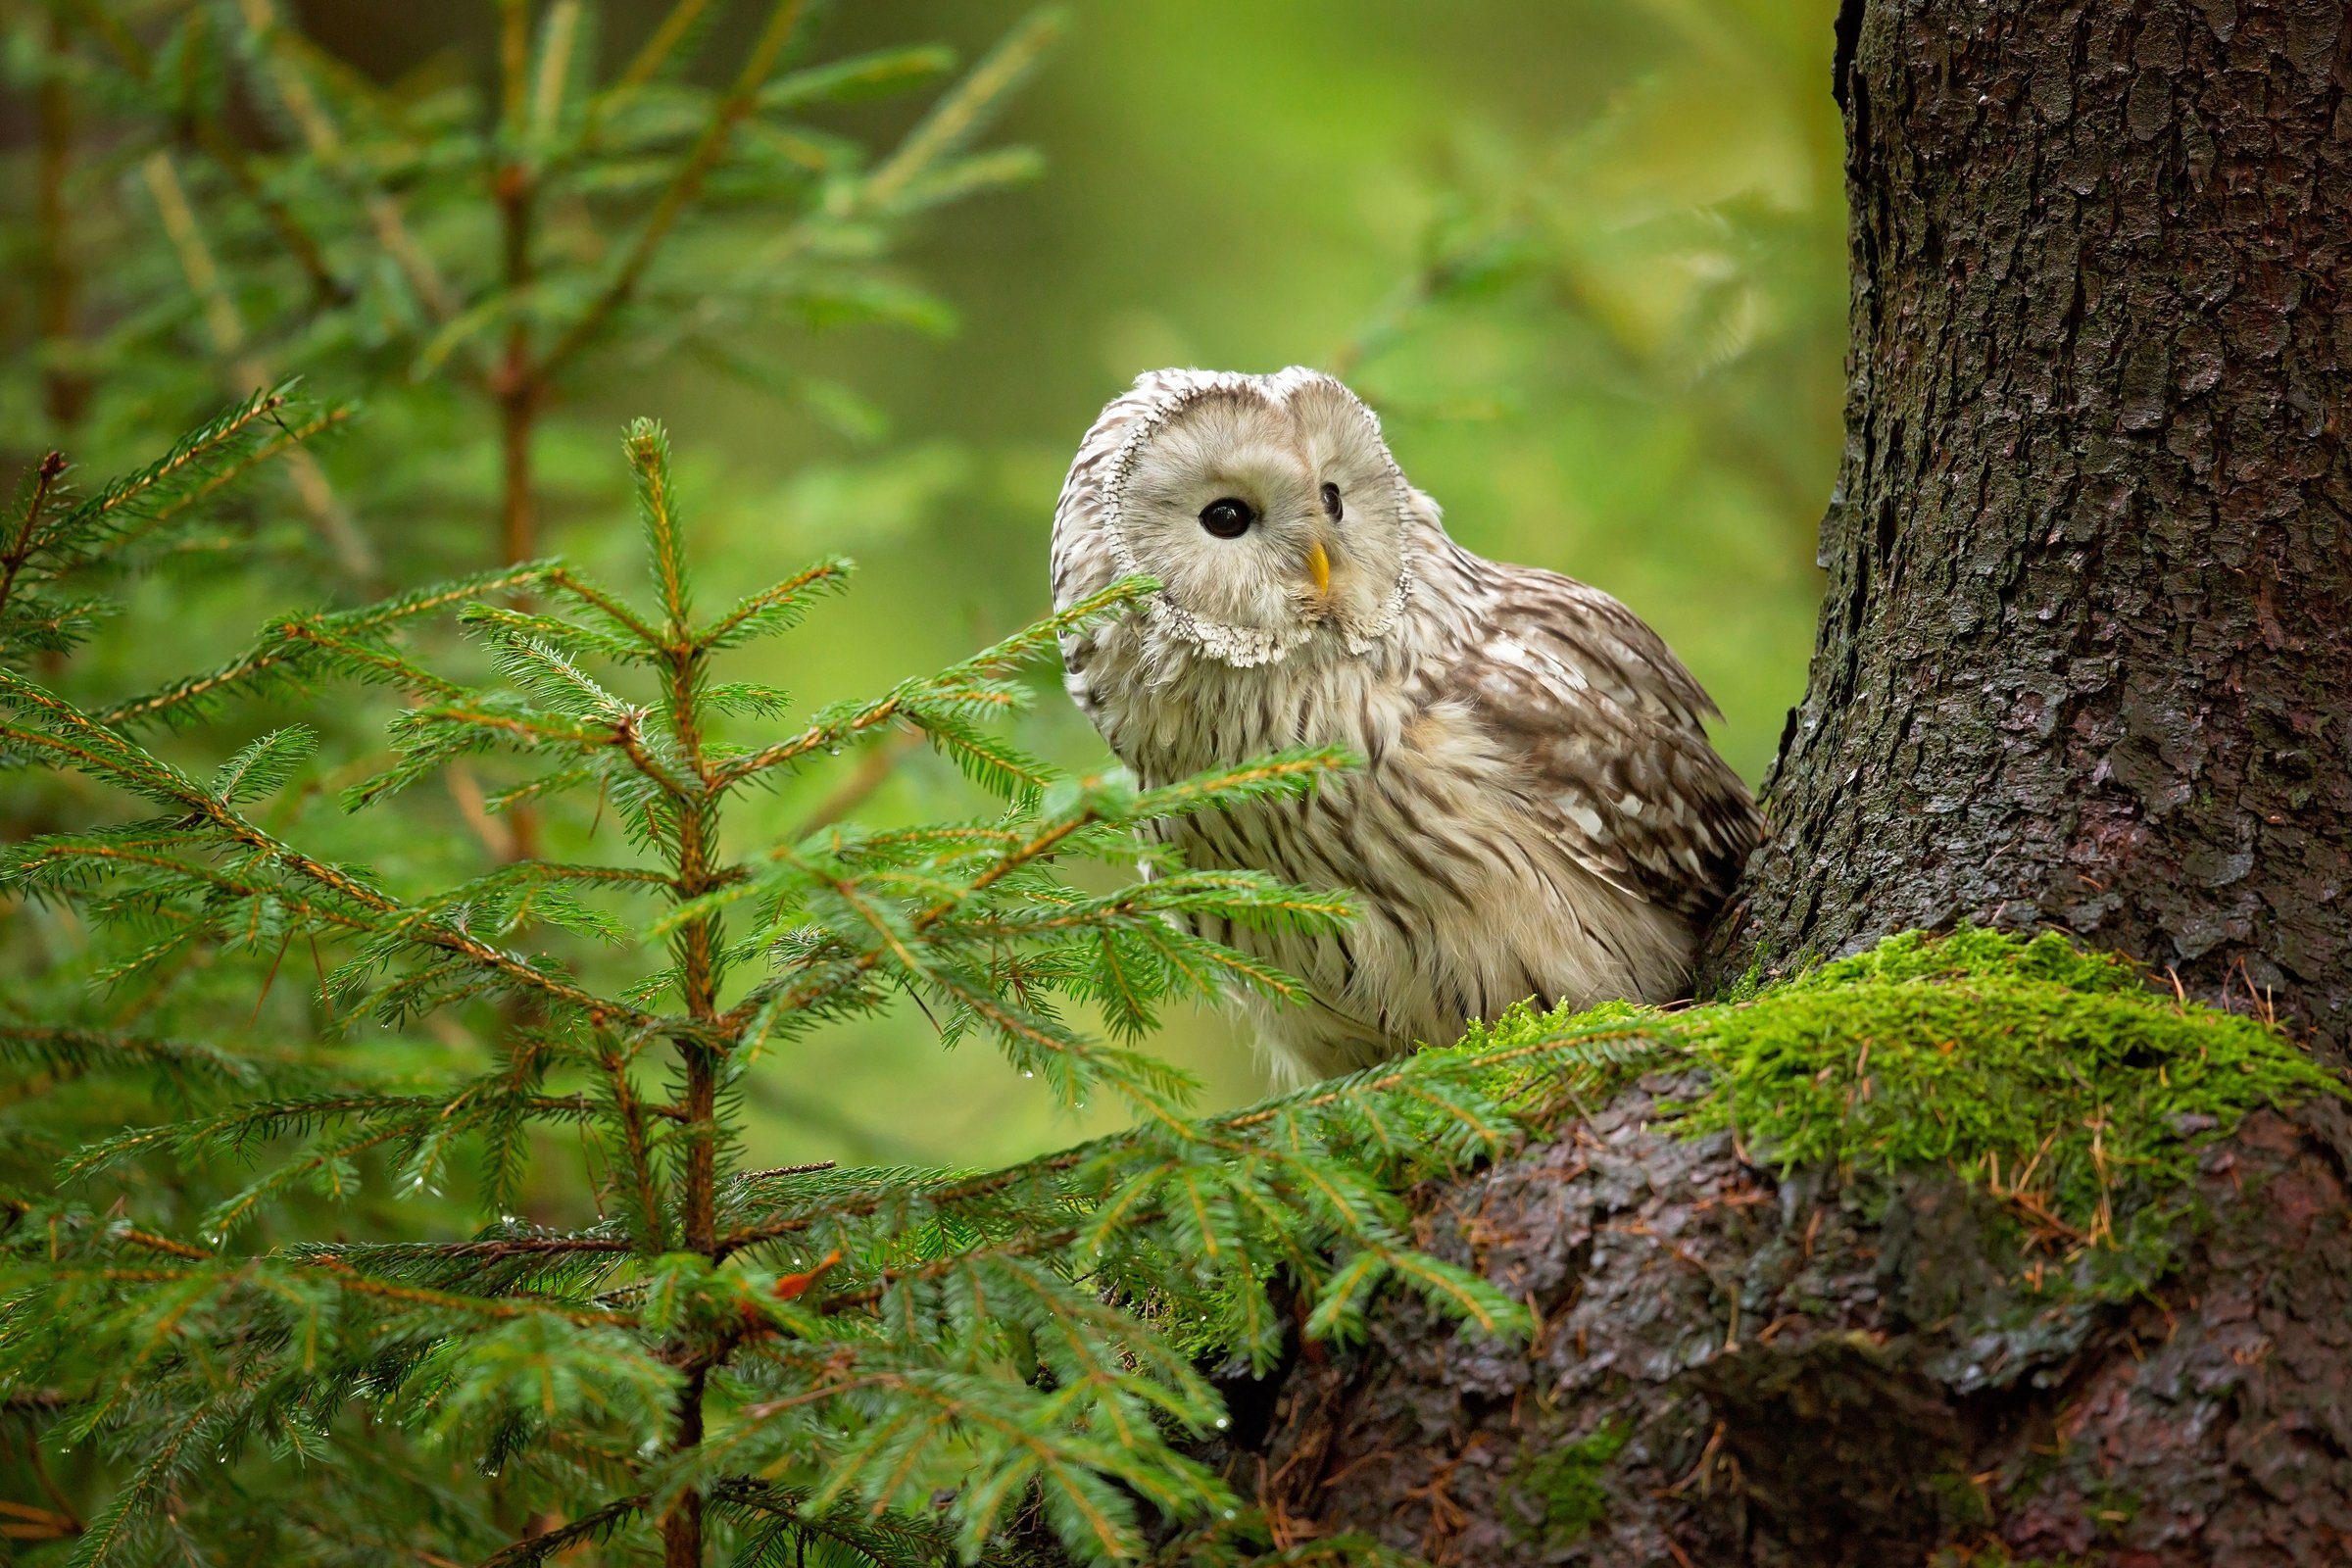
661 1364 709 1567
662 619 725 1567
495 167 539 569
678 1047 718 1257
34 13 88 431
497 383 539 568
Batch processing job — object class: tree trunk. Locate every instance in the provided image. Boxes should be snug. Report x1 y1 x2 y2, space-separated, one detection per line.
1202 4 2352 1563
1710 0 2352 1046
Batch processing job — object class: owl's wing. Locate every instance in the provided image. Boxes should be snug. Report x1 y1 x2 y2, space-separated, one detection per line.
1442 564 1762 921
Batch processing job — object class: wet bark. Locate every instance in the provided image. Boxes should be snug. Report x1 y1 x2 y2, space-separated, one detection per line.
1196 4 2352 1563
1708 0 2352 1048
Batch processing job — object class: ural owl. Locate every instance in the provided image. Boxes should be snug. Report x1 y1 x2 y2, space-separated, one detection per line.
1050 368 1760 1085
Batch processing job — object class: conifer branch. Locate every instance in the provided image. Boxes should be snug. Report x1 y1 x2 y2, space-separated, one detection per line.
0 451 67 624
860 10 1064 213
1 410 1617 1568
611 709 700 801
67 0 348 308
694 558 851 650
230 0 460 324
478 1493 648 1567
71 386 292 533
539 0 810 381
545 566 667 647
138 152 377 581
100 563 556 726
118 408 356 552
0 1024 279 1087
4 693 650 1027
275 620 465 696
596 1041 670 1252
710 695 904 789
305 1259 634 1328
613 0 715 93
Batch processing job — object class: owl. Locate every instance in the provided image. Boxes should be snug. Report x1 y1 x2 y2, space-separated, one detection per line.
1050 368 1761 1086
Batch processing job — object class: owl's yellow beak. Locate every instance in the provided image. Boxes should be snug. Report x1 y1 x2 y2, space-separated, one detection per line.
1305 537 1332 598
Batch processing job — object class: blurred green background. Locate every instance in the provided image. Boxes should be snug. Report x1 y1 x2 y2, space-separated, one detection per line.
4 0 1842 1176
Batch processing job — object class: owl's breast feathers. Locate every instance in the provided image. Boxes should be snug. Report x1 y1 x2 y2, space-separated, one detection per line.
1060 518 1761 928
1433 558 1762 924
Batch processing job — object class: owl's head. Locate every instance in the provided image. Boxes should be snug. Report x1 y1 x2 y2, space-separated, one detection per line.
1061 368 1415 667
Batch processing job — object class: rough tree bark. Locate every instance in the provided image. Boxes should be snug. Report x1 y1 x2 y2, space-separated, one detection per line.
1199 4 2352 1563
1708 0 2352 1046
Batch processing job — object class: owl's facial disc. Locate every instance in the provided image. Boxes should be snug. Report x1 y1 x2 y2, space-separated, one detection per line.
1108 374 1409 661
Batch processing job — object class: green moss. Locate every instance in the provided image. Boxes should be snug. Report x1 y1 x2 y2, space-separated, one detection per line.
1508 1421 1630 1545
1930 1465 1996 1530
1463 928 2343 1292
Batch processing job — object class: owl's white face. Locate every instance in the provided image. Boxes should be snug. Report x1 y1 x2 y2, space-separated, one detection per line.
1109 372 1411 651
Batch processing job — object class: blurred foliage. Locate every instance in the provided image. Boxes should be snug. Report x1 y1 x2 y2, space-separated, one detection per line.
0 1 1842 1270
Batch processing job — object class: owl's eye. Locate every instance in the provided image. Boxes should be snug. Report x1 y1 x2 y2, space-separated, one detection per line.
1198 497 1256 539
1320 482 1343 521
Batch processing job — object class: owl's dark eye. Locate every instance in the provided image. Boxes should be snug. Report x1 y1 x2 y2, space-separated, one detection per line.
1198 497 1256 539
1320 482 1343 521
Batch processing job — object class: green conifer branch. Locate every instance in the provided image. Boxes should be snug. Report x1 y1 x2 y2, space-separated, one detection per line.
2 410 1637 1568
228 0 460 324
99 562 558 726
539 0 810 383
61 3 349 304
0 451 68 619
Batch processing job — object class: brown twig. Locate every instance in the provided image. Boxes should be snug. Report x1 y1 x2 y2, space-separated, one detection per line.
442 760 521 863
137 152 377 583
0 453 69 623
735 1160 837 1182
